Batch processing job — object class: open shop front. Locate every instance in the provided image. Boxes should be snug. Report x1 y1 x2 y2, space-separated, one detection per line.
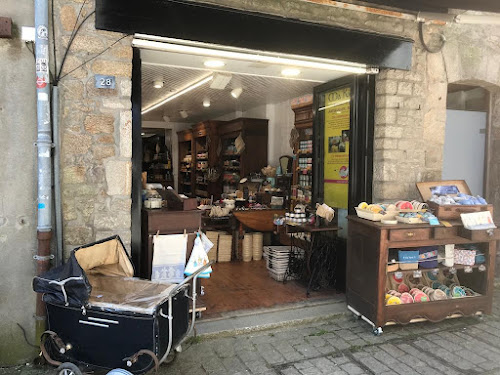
95 0 414 320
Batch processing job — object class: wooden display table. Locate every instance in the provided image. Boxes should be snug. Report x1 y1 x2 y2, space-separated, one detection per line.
346 215 498 335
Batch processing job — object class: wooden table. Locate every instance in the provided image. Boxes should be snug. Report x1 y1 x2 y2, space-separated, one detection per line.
232 209 285 259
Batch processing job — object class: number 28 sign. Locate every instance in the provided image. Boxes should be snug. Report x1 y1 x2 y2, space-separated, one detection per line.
95 74 116 89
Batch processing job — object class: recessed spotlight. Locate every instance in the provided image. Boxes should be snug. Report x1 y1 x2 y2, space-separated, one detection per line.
203 99 211 108
281 68 301 77
204 60 225 68
179 110 188 119
153 80 164 89
231 87 243 99
162 115 170 123
141 132 146 136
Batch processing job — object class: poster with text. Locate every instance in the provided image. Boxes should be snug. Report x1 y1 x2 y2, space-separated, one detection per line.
323 87 351 208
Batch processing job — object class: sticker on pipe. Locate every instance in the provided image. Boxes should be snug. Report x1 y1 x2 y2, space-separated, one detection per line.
36 75 47 89
37 25 48 40
36 58 48 73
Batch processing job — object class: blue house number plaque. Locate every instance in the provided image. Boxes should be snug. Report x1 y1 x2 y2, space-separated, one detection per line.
95 74 116 89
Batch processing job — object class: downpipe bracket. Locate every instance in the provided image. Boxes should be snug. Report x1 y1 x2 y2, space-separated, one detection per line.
34 254 54 261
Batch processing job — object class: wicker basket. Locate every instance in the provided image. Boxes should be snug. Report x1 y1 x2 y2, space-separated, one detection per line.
252 232 263 261
206 231 219 262
242 233 253 262
217 234 232 262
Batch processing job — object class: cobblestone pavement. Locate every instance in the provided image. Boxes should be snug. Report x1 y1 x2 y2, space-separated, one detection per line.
3 290 500 375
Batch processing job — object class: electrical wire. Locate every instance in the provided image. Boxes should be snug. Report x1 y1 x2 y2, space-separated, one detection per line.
51 0 57 81
58 34 130 81
55 10 95 84
418 22 446 54
17 323 38 349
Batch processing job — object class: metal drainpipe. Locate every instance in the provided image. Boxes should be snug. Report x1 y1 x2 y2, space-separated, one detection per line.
53 85 63 267
35 0 53 338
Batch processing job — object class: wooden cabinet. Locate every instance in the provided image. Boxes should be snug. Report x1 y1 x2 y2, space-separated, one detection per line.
192 120 226 200
177 129 194 196
346 215 497 334
140 208 202 279
218 118 268 194
291 102 313 209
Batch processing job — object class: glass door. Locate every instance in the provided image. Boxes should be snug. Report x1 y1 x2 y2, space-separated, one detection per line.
312 75 375 238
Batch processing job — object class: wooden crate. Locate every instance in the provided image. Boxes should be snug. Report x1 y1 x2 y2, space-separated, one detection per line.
416 180 493 220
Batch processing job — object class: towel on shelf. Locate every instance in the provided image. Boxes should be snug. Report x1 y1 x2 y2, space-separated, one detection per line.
152 234 187 283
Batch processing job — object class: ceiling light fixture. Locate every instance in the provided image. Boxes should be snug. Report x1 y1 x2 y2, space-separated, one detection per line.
162 114 170 123
203 99 211 108
153 80 164 89
204 60 225 68
210 73 232 90
231 87 243 99
132 36 376 75
281 68 301 77
179 110 189 119
142 75 214 114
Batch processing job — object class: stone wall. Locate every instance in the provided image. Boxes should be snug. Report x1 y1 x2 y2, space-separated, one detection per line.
54 0 133 255
0 0 38 364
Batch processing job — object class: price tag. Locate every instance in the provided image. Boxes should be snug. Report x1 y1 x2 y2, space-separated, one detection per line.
413 270 422 278
479 265 486 272
464 266 473 273
95 74 116 89
449 267 457 274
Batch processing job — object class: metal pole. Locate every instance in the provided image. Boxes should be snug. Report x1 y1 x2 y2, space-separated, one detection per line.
53 85 63 266
35 0 53 337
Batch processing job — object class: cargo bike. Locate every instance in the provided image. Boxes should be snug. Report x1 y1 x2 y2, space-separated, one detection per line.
33 236 209 375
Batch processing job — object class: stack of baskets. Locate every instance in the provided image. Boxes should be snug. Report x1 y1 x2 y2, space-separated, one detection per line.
242 233 253 262
217 234 232 262
252 232 263 261
205 231 219 262
264 246 303 282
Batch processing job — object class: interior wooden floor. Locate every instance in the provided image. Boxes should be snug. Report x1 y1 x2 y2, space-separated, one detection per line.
200 260 338 319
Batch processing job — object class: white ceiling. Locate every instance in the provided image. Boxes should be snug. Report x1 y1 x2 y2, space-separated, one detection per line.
140 49 350 123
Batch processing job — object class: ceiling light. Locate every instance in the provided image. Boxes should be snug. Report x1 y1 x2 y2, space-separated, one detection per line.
179 110 188 119
162 115 170 123
153 80 164 89
132 36 376 75
141 132 146 136
203 99 211 108
281 68 301 77
204 60 225 68
210 73 232 90
142 75 213 114
231 87 243 99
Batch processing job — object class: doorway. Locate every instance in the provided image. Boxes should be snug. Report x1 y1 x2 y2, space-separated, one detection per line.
133 38 375 318
445 85 489 196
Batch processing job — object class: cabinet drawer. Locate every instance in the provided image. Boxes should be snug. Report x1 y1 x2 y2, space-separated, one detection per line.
389 228 431 241
458 227 500 241
433 226 458 239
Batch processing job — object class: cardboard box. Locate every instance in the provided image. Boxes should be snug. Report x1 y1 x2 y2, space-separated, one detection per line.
416 180 493 220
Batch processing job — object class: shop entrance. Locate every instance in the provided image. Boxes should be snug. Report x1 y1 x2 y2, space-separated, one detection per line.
96 0 413 322
134 38 371 318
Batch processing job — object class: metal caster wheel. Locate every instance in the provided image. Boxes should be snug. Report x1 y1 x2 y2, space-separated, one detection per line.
57 362 82 375
372 327 383 336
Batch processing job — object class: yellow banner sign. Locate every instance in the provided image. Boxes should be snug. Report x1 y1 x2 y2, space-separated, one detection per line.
323 87 351 208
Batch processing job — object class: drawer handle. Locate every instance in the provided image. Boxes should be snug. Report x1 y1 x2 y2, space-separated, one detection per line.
407 232 415 237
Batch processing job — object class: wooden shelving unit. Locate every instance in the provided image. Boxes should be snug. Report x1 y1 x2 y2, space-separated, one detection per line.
218 118 268 195
177 129 194 197
291 102 314 209
346 216 498 335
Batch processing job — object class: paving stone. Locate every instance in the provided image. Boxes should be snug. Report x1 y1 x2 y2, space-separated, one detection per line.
340 362 366 375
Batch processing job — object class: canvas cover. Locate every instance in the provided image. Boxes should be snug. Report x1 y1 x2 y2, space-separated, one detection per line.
33 236 134 308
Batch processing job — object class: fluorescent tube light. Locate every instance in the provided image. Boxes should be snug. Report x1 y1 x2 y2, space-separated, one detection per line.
133 36 376 75
231 88 243 99
142 75 213 114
